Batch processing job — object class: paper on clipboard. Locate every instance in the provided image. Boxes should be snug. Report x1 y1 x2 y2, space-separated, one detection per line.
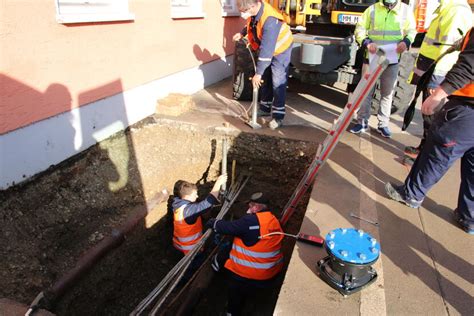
369 43 398 66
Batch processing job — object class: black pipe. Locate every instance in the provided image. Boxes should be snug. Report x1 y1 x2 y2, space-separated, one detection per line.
27 190 169 314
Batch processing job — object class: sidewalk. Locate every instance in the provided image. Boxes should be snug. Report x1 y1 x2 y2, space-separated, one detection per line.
172 78 474 315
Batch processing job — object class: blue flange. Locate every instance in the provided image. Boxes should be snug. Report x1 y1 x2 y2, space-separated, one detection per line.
324 228 381 264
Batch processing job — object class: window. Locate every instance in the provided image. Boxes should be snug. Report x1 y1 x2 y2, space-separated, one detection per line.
55 0 135 24
171 0 205 19
221 0 240 17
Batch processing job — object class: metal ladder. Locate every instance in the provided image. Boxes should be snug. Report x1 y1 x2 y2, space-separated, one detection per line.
280 51 389 226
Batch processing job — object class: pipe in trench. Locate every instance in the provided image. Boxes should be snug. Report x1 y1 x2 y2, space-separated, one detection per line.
27 189 169 315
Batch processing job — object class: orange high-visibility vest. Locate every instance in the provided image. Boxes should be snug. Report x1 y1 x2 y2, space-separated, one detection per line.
452 29 474 98
247 2 293 56
224 211 284 280
173 205 203 254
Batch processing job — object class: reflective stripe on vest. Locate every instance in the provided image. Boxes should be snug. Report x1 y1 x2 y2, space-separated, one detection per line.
232 244 281 259
247 2 293 56
452 29 474 98
173 205 203 254
224 211 284 280
175 231 202 243
229 254 284 270
421 3 470 53
368 3 409 45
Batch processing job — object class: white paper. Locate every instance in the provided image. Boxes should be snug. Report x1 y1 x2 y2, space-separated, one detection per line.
369 43 399 65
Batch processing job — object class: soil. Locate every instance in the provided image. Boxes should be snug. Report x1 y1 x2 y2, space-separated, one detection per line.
0 114 317 315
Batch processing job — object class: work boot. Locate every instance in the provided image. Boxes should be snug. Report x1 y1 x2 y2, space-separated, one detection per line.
349 122 367 134
385 182 422 208
404 146 420 159
257 108 271 117
377 126 392 138
453 209 474 235
268 119 283 130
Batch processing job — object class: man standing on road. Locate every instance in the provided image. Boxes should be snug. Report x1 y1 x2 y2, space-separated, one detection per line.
233 0 293 130
385 28 474 235
403 0 472 166
206 192 284 315
350 0 416 138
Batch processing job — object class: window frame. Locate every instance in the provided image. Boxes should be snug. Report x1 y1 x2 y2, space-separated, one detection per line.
170 0 206 19
221 0 240 17
55 0 135 24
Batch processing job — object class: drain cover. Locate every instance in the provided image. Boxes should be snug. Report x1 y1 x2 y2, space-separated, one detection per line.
317 228 380 296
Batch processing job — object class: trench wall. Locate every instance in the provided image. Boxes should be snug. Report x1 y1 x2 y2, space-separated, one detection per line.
0 119 316 315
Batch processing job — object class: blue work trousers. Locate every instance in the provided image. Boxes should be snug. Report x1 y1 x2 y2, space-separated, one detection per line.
259 47 291 120
404 99 474 225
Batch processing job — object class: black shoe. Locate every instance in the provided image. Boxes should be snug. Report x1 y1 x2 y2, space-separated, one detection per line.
453 210 474 235
385 182 422 208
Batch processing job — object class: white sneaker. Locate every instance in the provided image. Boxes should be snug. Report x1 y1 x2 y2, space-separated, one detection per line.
268 119 283 130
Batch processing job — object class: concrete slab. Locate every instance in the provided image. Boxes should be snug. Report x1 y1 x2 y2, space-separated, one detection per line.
158 77 474 315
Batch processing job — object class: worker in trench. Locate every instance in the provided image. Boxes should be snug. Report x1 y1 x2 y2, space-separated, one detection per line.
206 192 284 316
233 0 293 130
171 174 227 277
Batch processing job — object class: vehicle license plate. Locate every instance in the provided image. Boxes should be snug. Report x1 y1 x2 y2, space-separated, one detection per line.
338 14 360 25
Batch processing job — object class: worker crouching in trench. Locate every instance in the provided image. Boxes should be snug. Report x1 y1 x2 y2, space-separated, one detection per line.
170 175 227 281
206 192 284 316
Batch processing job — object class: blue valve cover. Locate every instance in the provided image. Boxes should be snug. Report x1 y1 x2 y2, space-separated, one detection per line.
325 228 381 264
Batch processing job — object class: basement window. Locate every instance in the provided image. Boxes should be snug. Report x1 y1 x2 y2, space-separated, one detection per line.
55 0 135 24
171 0 205 19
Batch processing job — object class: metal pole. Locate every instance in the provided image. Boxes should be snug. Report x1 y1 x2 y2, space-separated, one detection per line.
246 87 262 129
221 138 228 191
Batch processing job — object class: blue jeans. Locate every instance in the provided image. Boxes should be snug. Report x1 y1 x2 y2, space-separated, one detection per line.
404 99 474 226
259 47 291 120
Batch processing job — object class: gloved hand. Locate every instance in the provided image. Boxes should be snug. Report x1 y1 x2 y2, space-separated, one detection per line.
213 233 222 245
206 218 217 230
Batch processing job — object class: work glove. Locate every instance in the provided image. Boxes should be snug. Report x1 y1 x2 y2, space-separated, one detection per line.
206 218 217 230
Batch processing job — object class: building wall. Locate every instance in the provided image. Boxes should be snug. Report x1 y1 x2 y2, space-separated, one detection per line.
0 0 244 189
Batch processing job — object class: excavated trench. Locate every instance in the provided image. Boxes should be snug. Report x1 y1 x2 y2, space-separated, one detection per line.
0 117 318 315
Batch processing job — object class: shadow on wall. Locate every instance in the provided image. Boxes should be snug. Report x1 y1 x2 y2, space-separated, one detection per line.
0 74 149 313
190 16 243 107
0 74 73 135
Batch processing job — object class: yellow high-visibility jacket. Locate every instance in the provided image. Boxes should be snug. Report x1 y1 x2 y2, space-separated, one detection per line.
355 0 416 49
412 0 473 81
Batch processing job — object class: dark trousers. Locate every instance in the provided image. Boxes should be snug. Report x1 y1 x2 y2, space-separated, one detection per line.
214 241 277 315
404 99 474 225
227 272 276 316
259 47 291 120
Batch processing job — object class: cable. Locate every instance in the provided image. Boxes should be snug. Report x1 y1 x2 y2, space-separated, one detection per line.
131 175 250 315
259 232 298 239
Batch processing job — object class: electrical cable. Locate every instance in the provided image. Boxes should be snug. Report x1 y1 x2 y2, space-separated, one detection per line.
131 175 249 315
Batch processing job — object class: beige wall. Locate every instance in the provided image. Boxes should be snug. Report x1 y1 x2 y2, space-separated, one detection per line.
0 0 243 134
